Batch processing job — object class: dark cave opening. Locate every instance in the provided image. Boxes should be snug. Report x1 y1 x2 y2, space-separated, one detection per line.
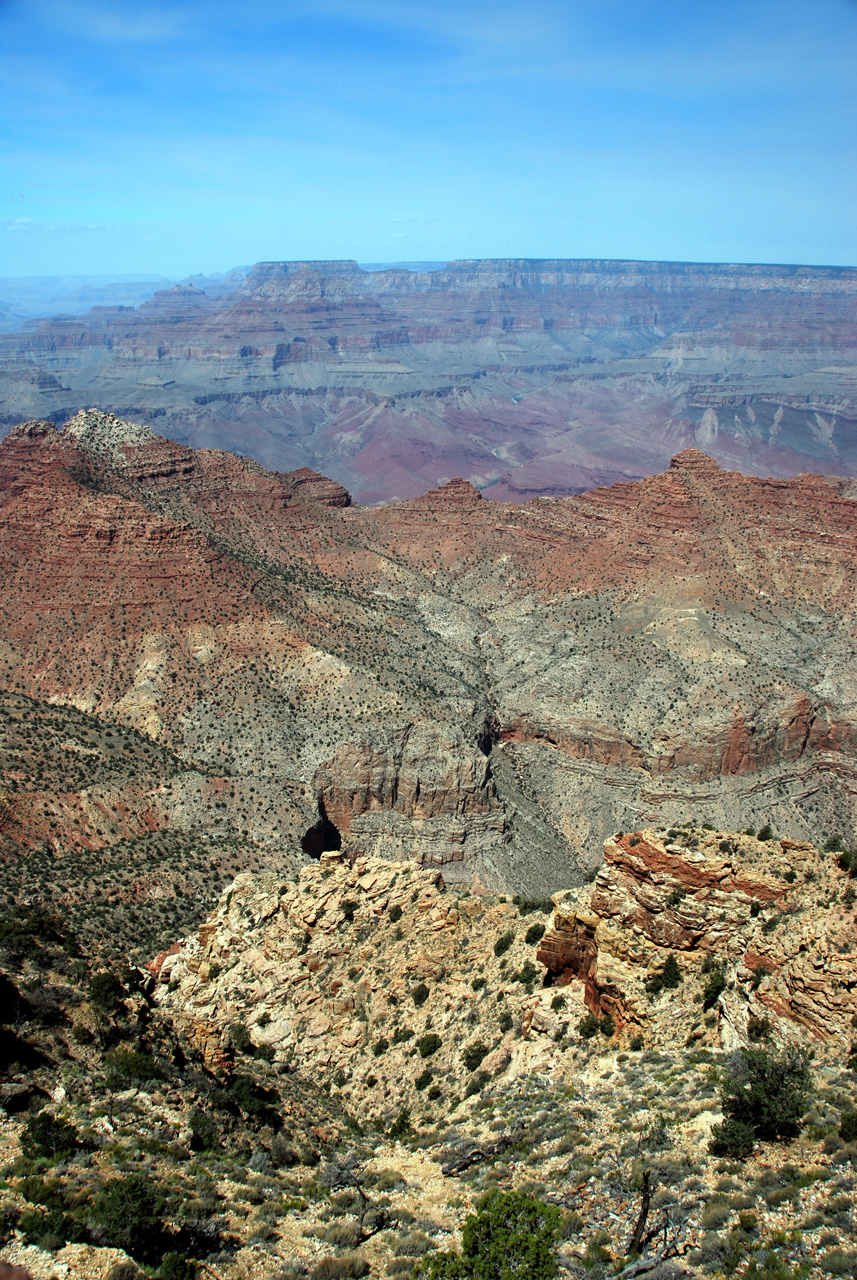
476 713 500 757
301 801 342 859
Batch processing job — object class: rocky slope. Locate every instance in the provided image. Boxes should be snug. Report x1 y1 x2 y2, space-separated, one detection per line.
153 827 857 1126
4 409 857 956
3 830 857 1280
1 259 855 504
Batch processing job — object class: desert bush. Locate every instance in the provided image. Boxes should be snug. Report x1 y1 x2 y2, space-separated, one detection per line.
20 1111 80 1161
700 1199 731 1231
702 966 727 1010
709 1117 756 1160
389 1108 412 1139
417 1033 442 1059
188 1108 220 1153
88 971 125 1013
311 1257 369 1279
421 1190 559 1280
158 1255 197 1280
709 1047 811 1157
578 1012 599 1040
462 1041 489 1072
525 923 545 946
389 904 403 923
104 1049 167 1088
386 1260 414 1276
90 1172 166 1261
412 983 429 1008
839 1111 857 1142
493 932 514 958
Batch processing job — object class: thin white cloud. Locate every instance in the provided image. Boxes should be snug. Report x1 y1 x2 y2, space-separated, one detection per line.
34 0 186 42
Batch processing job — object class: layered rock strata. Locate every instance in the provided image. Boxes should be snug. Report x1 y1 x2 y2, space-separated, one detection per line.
538 827 857 1050
5 412 857 913
2 258 855 504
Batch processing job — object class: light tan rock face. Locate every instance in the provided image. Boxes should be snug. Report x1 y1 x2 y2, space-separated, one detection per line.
156 853 567 1112
157 829 855 1125
538 827 857 1052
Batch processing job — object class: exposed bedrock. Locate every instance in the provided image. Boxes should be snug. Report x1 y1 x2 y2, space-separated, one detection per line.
537 828 857 1049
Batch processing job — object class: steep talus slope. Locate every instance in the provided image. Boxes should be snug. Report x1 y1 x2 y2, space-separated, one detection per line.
1 259 855 504
4 411 857 926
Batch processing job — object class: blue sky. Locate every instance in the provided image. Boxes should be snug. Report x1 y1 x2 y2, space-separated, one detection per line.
1 0 855 275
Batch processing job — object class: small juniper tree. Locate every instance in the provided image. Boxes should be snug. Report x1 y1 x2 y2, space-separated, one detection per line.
710 1047 811 1158
423 1190 560 1280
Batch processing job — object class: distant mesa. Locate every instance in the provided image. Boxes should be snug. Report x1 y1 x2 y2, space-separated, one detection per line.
0 256 853 505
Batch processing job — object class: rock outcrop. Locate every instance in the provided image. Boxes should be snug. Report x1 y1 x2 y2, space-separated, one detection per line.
155 852 564 1109
538 827 857 1051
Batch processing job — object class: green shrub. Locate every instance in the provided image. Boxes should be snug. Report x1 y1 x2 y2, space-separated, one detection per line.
389 904 403 923
493 932 514 958
422 1190 558 1280
231 1022 252 1053
341 900 357 924
20 1111 80 1161
226 1074 279 1126
702 966 727 1010
599 1015 615 1038
412 983 430 1008
710 1048 811 1157
417 1033 442 1059
393 1026 414 1044
462 1041 489 1072
498 1011 513 1032
629 1034 644 1051
578 1012 599 1040
188 1108 219 1152
158 1255 197 1280
839 1111 857 1143
373 1038 389 1057
91 1172 165 1261
88 971 125 1013
550 994 566 1011
525 923 545 946
662 953 682 988
18 1205 87 1250
646 953 682 996
757 825 775 842
415 1070 433 1091
709 1117 756 1159
104 1049 167 1088
388 1107 412 1138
